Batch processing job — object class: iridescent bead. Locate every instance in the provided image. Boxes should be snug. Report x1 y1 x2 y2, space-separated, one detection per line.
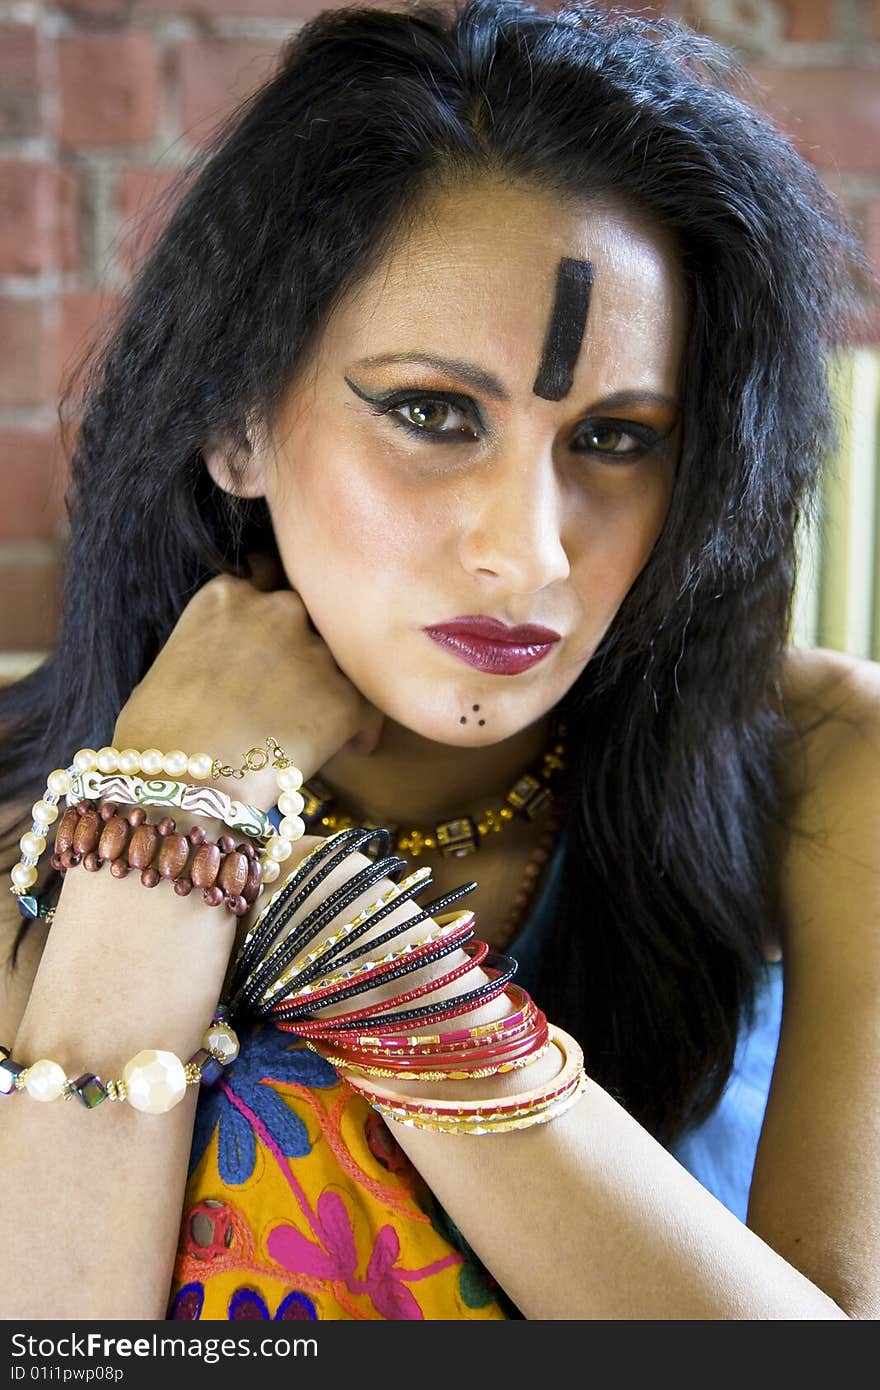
260 858 281 883
72 1073 108 1108
46 769 73 797
31 799 59 826
276 766 304 792
19 830 46 857
0 1056 24 1093
122 1050 187 1113
189 1048 223 1085
24 1058 67 1102
72 748 99 773
117 749 142 775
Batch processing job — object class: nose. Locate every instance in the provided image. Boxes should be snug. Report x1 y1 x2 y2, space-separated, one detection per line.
457 448 571 594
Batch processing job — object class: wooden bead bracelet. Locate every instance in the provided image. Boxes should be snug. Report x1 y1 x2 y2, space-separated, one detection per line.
51 798 263 918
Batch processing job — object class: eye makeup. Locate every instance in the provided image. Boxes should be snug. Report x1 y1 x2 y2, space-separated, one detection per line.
532 258 594 402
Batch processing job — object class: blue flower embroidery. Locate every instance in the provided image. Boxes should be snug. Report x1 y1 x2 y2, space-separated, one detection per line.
188 1022 339 1185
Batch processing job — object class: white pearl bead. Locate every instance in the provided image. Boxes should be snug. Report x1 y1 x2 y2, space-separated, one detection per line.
24 1059 67 1102
278 815 305 841
118 748 142 775
188 753 213 780
202 1023 239 1064
95 746 120 774
46 768 72 796
31 799 59 826
122 1050 187 1114
139 748 164 776
163 750 188 778
20 830 46 857
11 862 38 889
277 790 305 818
276 767 303 792
260 857 281 883
265 836 293 862
73 748 98 773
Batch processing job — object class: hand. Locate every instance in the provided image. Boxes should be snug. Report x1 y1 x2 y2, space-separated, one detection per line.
112 551 385 810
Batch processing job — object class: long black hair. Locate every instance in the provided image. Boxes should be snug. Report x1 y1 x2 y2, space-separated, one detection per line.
1 0 871 1142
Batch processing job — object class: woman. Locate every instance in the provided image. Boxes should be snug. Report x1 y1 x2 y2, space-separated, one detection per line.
1 0 878 1320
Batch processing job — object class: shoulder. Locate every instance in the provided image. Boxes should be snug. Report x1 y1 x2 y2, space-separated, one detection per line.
747 648 880 1314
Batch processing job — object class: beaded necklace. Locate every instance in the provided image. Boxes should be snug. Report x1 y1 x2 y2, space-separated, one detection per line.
296 718 570 953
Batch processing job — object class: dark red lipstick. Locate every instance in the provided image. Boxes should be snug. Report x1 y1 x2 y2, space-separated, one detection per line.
423 616 561 676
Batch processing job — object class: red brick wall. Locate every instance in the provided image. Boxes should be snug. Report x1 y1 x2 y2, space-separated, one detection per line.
1 0 879 662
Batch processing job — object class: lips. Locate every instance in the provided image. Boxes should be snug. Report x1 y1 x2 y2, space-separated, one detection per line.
423 616 561 676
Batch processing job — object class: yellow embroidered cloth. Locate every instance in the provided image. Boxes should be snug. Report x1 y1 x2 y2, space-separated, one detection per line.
167 1020 512 1320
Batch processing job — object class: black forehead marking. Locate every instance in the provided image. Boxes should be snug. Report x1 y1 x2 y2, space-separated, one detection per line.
532 258 594 401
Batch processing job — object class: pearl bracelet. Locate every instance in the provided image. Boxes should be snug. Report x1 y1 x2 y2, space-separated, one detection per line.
9 739 306 902
0 1012 240 1115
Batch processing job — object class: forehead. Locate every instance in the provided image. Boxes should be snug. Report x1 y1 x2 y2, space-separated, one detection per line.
318 182 687 391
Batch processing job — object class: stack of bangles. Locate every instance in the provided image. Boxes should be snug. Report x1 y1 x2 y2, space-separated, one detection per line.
5 744 587 1133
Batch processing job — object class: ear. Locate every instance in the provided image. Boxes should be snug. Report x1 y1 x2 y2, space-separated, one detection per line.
201 424 269 500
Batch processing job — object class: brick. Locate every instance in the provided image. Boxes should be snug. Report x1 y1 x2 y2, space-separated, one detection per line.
0 163 80 276
116 166 183 274
59 0 127 15
177 39 282 146
59 32 160 149
745 66 880 175
0 430 67 544
780 0 835 42
0 25 42 139
53 291 123 403
0 300 52 409
134 0 332 16
0 547 63 651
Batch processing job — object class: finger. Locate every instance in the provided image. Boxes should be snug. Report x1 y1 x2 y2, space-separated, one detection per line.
245 550 290 592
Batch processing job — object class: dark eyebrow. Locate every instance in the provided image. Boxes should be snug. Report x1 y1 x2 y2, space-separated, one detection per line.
348 352 680 414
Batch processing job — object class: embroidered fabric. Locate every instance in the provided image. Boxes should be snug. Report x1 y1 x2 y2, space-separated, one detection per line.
168 811 782 1318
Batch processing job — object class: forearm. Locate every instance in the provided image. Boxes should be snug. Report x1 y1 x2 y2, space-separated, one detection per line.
3 829 237 1320
379 1062 850 1320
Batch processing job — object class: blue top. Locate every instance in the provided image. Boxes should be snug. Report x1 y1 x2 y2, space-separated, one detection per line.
506 822 784 1225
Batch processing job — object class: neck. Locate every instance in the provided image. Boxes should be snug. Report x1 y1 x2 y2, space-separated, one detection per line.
317 712 557 826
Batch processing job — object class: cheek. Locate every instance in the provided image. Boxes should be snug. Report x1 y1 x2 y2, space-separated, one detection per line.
272 452 433 592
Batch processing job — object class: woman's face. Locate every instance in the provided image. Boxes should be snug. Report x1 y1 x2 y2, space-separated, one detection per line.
221 181 686 747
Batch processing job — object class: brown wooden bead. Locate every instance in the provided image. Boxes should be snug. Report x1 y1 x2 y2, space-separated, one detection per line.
128 823 159 869
50 852 64 871
157 832 190 880
99 802 118 821
60 849 80 869
98 815 130 862
55 807 80 854
242 857 262 904
237 841 256 861
140 867 160 888
190 842 221 888
75 800 92 815
72 809 102 856
226 894 249 917
187 824 206 847
156 816 176 836
217 834 236 854
82 851 102 871
109 858 130 879
202 885 224 907
217 850 248 897
173 877 193 896
127 807 146 827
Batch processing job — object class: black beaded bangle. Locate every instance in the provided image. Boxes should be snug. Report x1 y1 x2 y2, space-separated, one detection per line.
307 953 520 1034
